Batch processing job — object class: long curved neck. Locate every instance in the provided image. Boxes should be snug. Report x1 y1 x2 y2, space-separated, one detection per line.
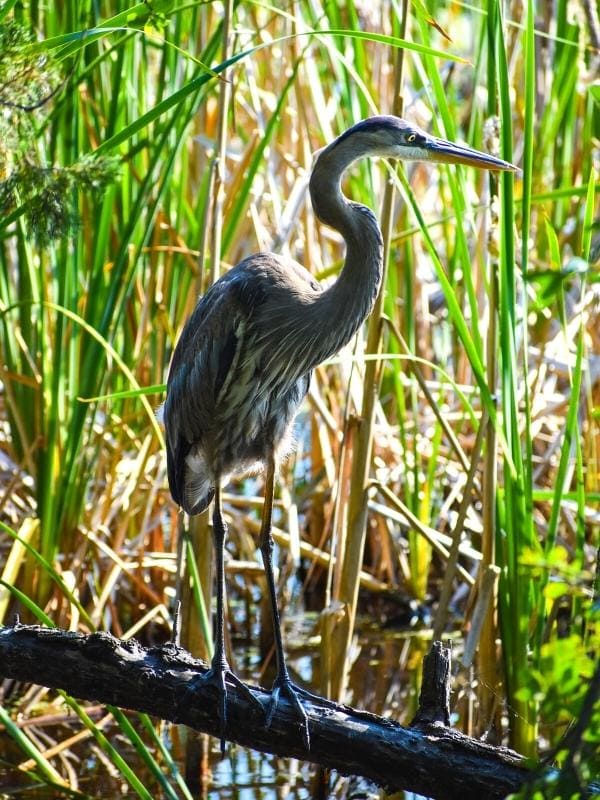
307 139 384 361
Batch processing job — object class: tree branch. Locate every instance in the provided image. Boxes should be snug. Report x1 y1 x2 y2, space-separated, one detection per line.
0 624 532 799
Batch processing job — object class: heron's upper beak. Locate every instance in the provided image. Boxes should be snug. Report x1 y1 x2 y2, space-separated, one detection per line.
425 135 518 172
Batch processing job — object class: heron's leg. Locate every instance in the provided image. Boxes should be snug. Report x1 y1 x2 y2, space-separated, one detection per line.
259 455 312 749
213 484 235 671
210 484 230 744
184 485 263 754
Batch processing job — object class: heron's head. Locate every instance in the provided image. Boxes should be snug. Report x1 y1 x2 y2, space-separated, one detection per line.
328 115 518 173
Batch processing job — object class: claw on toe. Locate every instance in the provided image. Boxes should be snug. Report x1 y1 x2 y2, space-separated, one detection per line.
266 677 311 750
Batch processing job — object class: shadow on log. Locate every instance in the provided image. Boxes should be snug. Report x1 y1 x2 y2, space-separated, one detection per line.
0 623 533 799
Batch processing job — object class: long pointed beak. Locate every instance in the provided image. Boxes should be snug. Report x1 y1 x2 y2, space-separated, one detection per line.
426 136 518 172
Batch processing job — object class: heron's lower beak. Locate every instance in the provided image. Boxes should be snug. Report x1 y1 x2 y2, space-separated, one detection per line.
427 136 518 172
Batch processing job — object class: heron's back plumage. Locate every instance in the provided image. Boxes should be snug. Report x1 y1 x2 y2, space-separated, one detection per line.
164 252 321 514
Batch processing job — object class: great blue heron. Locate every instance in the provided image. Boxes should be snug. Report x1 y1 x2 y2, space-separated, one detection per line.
163 115 516 749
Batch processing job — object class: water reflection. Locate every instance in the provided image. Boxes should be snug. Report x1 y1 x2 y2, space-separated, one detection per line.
211 748 310 799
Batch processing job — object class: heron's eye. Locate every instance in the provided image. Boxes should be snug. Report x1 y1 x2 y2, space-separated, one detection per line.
407 134 416 143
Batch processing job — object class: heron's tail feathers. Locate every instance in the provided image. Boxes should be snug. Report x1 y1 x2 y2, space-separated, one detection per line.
183 486 215 516
182 450 215 516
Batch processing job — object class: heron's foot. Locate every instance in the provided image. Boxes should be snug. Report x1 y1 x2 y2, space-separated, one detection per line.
265 674 314 750
183 662 264 754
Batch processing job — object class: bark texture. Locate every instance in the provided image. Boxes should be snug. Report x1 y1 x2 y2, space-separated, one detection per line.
0 624 532 799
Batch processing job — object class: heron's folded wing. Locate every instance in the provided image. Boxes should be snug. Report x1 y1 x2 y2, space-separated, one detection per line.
163 273 265 508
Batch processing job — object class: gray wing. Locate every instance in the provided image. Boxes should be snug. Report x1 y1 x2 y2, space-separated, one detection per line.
164 252 322 513
164 269 267 512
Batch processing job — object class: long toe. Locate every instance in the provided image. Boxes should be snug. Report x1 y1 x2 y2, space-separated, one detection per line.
266 677 311 750
182 667 228 752
182 665 264 754
225 670 266 718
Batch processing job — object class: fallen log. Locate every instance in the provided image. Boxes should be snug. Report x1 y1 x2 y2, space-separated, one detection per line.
0 623 532 799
